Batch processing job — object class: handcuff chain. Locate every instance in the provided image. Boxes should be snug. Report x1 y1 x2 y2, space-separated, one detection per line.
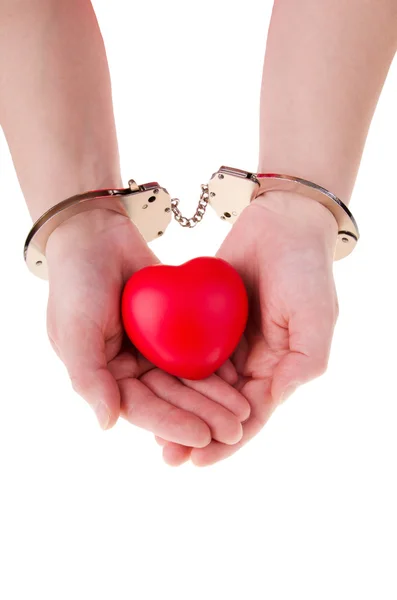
170 184 210 228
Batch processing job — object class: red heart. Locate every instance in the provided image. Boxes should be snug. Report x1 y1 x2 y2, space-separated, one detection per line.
121 257 248 380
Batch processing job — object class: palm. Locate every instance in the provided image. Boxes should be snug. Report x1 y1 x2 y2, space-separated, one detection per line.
46 212 249 446
159 196 338 465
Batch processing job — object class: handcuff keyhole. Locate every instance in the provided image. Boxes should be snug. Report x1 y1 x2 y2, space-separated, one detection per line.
224 212 232 218
148 196 156 203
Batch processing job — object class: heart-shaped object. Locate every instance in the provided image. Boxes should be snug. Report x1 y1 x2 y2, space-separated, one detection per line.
121 257 248 380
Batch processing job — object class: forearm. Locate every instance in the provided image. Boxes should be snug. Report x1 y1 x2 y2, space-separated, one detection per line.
258 0 397 204
0 0 122 222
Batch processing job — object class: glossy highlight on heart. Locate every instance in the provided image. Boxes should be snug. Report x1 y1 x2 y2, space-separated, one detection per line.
121 257 248 380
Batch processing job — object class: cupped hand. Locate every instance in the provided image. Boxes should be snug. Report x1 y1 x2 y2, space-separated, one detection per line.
45 207 250 446
157 192 339 465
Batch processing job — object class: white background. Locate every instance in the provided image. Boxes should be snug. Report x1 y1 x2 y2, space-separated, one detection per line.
1 1 396 598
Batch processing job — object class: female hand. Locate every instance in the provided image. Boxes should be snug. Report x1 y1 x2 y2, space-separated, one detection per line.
45 208 250 446
156 192 339 465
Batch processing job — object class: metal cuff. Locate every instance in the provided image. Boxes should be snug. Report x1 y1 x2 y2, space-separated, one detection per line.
207 166 359 260
24 167 360 280
24 179 172 280
255 173 359 260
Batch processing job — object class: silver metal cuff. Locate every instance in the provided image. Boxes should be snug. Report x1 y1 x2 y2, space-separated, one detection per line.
255 173 359 260
207 166 359 260
24 179 172 280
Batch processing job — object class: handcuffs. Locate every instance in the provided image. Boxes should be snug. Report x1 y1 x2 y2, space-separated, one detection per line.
24 165 359 280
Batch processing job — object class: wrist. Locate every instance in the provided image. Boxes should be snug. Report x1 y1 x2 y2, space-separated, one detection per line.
27 170 124 224
45 204 136 259
252 190 339 242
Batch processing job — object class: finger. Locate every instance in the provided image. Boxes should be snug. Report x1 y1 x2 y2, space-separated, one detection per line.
272 299 338 403
56 317 120 430
155 436 193 469
121 241 160 280
216 359 239 385
140 369 243 445
231 335 250 375
155 436 167 446
180 373 251 423
119 377 211 448
162 443 192 467
190 379 274 467
107 349 152 381
110 353 222 445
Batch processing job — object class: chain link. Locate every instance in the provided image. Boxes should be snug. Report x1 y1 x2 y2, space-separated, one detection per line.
170 184 210 228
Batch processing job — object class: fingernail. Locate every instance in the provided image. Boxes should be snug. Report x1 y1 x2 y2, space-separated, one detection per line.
280 384 297 404
93 401 110 430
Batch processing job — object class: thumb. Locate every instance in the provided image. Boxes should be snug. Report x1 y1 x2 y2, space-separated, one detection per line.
272 300 337 404
50 316 121 430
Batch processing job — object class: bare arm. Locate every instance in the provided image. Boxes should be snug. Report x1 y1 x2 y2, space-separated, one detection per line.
0 0 122 222
258 0 397 203
184 0 397 466
0 0 248 443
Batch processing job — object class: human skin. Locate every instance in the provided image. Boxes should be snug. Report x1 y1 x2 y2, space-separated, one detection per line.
0 0 250 445
156 0 397 465
2 0 397 464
